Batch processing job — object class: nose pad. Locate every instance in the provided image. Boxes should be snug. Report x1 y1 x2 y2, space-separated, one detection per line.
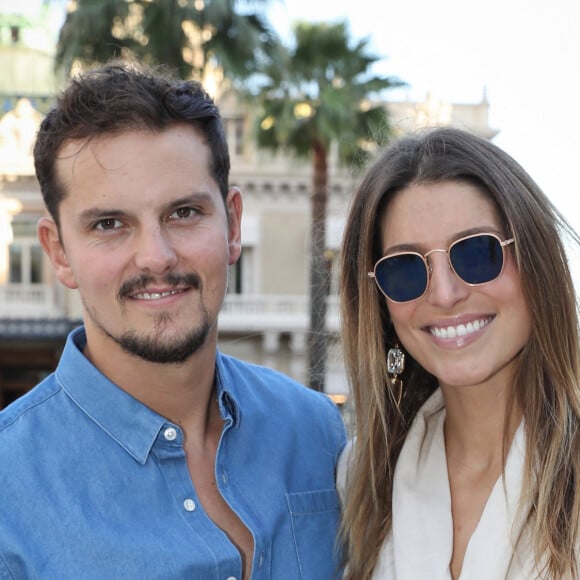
425 251 467 305
424 249 450 283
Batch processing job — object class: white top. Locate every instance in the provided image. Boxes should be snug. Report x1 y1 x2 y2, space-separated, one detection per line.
337 389 548 579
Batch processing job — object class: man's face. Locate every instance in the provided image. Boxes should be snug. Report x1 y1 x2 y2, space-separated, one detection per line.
39 125 242 364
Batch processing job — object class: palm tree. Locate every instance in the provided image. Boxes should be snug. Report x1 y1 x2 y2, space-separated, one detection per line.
54 0 278 81
254 21 402 391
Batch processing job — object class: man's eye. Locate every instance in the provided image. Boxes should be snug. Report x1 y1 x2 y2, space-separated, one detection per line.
170 207 198 220
95 218 122 230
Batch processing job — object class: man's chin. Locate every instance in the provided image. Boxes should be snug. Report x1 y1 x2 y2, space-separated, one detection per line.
117 326 211 364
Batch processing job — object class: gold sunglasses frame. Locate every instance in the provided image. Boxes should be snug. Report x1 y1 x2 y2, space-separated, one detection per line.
368 232 515 303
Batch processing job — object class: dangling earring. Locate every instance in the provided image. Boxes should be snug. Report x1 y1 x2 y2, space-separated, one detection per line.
387 344 405 406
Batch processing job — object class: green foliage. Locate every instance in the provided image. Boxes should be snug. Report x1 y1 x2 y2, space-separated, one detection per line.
54 0 279 80
0 14 32 30
254 20 403 166
56 1 135 74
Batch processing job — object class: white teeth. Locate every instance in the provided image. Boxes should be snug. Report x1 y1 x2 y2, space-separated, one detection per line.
431 317 490 339
135 290 179 300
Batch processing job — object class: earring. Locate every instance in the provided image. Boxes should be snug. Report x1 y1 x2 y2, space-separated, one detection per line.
387 344 405 406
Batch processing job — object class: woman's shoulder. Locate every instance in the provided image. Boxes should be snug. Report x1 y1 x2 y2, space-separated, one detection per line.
336 439 355 501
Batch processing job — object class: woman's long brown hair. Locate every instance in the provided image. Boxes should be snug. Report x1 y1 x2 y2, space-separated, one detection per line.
339 127 579 579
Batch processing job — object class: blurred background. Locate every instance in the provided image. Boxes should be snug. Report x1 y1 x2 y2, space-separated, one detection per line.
0 0 578 416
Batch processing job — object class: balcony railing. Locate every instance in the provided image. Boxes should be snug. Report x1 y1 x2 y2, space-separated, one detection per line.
0 285 340 333
0 284 63 318
221 294 340 333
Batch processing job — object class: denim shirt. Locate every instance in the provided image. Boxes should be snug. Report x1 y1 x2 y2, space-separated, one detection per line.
0 327 346 580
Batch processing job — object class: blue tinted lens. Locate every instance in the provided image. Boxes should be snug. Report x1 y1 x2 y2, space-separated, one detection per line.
375 253 428 302
450 235 503 284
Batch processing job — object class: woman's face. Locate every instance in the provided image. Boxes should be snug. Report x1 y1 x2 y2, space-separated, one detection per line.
379 180 531 391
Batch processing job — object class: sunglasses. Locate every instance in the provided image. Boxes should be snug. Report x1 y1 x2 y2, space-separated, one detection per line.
368 232 515 303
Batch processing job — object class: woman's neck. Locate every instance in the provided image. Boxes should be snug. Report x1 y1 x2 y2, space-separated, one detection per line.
441 380 522 468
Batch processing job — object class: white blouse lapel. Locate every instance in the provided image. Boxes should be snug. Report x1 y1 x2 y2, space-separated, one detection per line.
392 390 453 579
459 422 527 579
390 390 530 580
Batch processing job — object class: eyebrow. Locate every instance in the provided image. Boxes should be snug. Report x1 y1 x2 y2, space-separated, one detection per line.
78 191 216 225
383 226 505 255
164 192 217 212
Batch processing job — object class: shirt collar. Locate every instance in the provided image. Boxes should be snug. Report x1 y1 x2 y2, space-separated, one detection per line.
215 350 241 428
55 327 168 465
55 328 243 462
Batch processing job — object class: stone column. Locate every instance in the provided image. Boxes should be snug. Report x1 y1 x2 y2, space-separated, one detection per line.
0 195 22 284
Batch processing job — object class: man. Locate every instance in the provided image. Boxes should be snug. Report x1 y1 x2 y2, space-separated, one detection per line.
0 62 346 580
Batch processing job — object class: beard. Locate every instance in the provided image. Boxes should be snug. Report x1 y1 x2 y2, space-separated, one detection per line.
116 310 211 363
85 271 214 364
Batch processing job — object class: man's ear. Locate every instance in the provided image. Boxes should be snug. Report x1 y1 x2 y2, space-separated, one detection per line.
225 186 243 266
37 217 78 290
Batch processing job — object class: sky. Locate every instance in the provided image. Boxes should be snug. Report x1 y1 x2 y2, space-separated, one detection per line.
270 0 580 226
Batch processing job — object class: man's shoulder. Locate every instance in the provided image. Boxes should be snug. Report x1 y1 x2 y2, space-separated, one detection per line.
217 351 332 405
217 351 347 455
218 351 299 383
0 375 60 439
216 352 346 436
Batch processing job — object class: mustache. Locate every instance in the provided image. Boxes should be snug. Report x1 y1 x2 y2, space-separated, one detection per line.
118 272 202 299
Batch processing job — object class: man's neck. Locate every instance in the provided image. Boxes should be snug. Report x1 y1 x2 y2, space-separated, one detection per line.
83 327 219 430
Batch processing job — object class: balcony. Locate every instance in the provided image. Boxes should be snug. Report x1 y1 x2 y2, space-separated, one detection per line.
0 284 64 319
220 294 340 333
0 284 340 334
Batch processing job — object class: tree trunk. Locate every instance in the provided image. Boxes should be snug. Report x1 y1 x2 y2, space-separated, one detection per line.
307 141 329 391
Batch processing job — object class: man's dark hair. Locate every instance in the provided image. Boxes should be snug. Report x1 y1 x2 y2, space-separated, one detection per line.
34 60 230 224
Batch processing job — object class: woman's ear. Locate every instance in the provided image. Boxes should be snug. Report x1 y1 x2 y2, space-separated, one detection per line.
37 217 78 290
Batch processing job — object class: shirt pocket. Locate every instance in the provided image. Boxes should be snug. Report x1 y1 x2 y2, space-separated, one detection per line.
286 489 342 580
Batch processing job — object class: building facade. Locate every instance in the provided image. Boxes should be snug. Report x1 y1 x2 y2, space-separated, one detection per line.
0 13 497 408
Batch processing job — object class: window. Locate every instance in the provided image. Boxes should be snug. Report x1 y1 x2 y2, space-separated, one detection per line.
222 116 245 156
228 246 255 294
228 252 243 294
8 220 43 284
10 26 20 44
8 242 42 283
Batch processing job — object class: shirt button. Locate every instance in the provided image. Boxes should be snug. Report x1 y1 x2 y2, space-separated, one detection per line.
183 499 196 512
226 577 237 580
164 427 177 441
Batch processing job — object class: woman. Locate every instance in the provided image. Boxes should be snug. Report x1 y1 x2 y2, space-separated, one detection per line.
338 127 579 579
